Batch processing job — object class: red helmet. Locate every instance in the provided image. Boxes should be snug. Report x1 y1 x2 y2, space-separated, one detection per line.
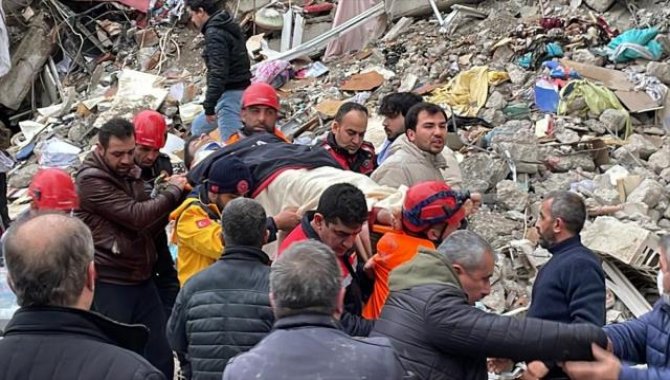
242 82 280 111
28 168 79 211
133 110 167 149
402 181 467 233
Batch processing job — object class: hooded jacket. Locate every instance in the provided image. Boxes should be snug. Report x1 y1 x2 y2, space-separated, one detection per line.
371 134 462 188
202 11 251 115
76 152 182 284
0 306 164 380
371 247 608 380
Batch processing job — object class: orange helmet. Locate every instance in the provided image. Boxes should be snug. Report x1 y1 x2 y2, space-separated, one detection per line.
242 82 280 111
28 168 79 211
133 110 167 149
402 181 468 233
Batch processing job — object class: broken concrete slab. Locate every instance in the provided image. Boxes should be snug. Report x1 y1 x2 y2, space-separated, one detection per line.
460 154 511 192
496 180 529 212
626 178 666 208
648 148 670 174
0 13 54 110
582 216 660 268
600 109 629 133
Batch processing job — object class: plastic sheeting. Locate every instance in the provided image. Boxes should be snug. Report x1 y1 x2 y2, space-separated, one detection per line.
0 1 11 78
558 79 632 137
607 28 664 63
324 0 387 60
427 66 510 117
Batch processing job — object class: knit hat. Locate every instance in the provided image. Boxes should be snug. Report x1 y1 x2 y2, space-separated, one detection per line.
402 181 468 233
206 156 253 195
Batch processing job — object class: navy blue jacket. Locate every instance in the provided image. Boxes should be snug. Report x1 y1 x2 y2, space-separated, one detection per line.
528 235 606 325
528 235 606 379
222 313 407 380
606 300 670 380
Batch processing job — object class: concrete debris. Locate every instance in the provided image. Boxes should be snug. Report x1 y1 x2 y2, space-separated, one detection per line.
648 148 670 174
496 180 529 212
627 179 666 209
647 61 670 86
599 109 629 133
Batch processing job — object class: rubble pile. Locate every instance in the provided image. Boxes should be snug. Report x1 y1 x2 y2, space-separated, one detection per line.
3 0 670 323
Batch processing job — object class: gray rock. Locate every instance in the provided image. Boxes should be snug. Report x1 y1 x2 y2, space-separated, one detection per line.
8 163 39 189
660 167 670 183
599 109 628 133
612 146 642 167
486 91 508 110
650 209 663 223
658 219 670 229
622 202 649 216
584 119 607 135
626 134 658 160
571 49 606 66
593 187 622 205
555 128 580 144
67 122 91 143
584 0 616 12
460 154 511 192
533 172 581 194
496 180 530 212
469 209 522 248
627 178 666 208
649 148 670 174
647 61 670 85
552 153 596 172
506 64 530 85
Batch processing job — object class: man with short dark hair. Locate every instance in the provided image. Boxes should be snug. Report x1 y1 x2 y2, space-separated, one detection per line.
222 240 407 380
523 191 606 379
76 117 186 379
377 92 423 165
187 0 251 140
322 102 376 175
0 214 164 380
372 102 462 188
372 230 608 380
167 198 274 380
279 183 374 336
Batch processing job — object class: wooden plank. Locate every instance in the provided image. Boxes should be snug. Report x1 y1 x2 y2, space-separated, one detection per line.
615 90 664 113
560 59 635 91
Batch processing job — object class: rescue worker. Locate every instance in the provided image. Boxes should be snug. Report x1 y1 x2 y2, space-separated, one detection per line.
0 168 79 266
224 82 288 145
363 181 471 319
279 183 374 336
132 110 182 323
322 103 376 175
27 168 79 215
170 155 298 285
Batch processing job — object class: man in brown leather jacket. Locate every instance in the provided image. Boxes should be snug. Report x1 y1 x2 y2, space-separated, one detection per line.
75 118 186 380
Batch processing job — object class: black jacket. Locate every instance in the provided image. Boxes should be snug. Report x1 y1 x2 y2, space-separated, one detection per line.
371 248 608 380
202 10 251 115
0 306 164 380
167 245 274 380
223 314 408 380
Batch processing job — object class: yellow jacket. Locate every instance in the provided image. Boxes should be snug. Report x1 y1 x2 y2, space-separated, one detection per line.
169 197 223 285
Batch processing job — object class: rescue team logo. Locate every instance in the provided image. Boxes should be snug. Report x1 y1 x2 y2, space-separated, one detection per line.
196 219 212 228
237 180 250 195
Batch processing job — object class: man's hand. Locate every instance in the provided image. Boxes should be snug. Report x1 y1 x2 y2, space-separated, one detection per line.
167 175 188 190
487 358 513 373
470 191 482 211
562 344 621 380
273 207 300 231
206 114 217 125
521 361 549 380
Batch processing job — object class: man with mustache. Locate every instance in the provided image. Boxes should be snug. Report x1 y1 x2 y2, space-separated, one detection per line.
224 82 288 145
523 191 606 379
371 102 462 188
322 102 376 176
75 117 187 379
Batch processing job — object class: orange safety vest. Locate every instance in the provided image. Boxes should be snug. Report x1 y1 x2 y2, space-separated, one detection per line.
225 129 289 145
362 231 435 319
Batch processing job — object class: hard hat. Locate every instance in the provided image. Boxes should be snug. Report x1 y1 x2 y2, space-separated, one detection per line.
242 82 280 111
402 181 468 233
28 168 79 211
133 110 167 149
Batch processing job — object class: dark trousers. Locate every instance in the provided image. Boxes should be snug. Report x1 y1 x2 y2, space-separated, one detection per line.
0 172 9 231
93 280 174 379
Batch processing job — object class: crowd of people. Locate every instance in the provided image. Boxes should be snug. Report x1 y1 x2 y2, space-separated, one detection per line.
0 1 669 379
